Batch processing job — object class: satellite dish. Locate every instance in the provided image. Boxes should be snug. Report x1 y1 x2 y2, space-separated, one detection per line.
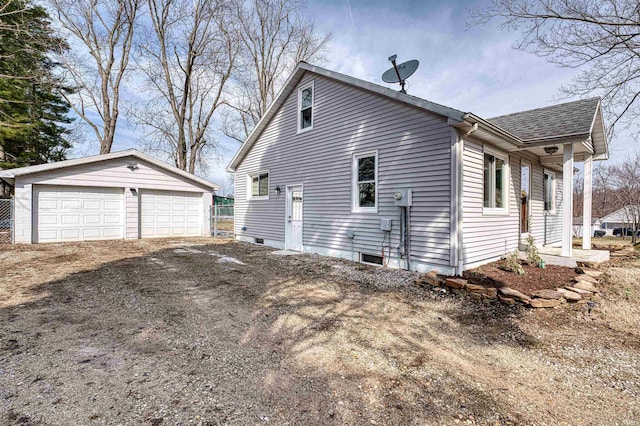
382 55 419 94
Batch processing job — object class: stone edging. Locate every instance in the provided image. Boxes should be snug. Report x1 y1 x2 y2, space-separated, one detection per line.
415 268 603 308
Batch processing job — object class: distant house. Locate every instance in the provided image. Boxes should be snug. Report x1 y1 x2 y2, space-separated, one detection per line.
227 62 608 275
573 217 602 237
600 205 640 235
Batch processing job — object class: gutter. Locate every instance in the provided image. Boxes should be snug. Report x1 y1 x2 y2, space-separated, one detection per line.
522 131 592 143
460 113 523 147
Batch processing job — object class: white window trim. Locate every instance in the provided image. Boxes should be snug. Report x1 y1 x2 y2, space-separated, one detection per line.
543 169 557 215
352 150 378 213
297 80 314 134
482 146 510 216
247 170 270 200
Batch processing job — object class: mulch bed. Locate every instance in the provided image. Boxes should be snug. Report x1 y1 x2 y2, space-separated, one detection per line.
462 260 577 296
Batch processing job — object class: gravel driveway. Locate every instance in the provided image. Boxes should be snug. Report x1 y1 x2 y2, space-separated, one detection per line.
1 239 639 425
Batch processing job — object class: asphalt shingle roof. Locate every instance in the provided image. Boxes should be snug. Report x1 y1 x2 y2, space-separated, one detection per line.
488 98 600 142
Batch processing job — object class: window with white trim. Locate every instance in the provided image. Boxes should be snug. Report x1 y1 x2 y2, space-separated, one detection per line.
543 170 556 213
248 172 269 199
483 150 508 212
353 152 377 212
298 82 313 131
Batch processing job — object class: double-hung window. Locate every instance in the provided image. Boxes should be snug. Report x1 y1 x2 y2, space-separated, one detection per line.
543 170 556 213
298 82 313 132
248 172 269 199
353 152 377 212
483 149 508 213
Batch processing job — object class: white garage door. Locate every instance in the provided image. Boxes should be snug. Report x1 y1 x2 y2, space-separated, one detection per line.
140 190 203 238
34 185 124 243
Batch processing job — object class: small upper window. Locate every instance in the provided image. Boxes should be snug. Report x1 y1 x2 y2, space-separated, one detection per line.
249 172 269 198
298 82 313 131
353 152 377 212
483 150 508 212
543 170 556 213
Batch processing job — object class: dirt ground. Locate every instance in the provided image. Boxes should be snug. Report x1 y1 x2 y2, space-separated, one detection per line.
1 239 639 425
463 262 577 295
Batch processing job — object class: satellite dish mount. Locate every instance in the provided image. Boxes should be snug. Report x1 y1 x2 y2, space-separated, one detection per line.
382 55 419 94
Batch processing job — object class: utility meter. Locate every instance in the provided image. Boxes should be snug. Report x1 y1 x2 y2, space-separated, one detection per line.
393 188 413 206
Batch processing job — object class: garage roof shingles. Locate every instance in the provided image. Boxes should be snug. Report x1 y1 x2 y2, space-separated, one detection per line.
488 97 600 142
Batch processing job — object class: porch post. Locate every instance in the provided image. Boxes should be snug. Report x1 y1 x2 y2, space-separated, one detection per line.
562 143 574 257
582 154 593 250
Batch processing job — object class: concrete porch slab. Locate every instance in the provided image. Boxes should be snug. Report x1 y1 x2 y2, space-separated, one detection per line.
536 247 610 268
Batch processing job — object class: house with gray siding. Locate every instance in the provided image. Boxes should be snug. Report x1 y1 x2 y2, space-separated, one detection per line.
227 62 608 275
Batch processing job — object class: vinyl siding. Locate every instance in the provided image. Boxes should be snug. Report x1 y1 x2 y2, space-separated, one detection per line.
461 139 563 268
235 73 453 269
125 188 139 239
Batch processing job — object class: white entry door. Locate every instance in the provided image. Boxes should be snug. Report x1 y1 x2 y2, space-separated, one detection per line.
33 185 124 243
285 185 303 251
140 189 203 238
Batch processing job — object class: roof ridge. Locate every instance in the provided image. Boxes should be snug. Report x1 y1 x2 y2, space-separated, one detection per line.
305 63 466 117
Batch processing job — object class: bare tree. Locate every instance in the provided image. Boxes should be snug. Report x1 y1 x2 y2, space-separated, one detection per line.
222 0 330 143
133 0 236 174
611 153 640 244
48 0 140 154
592 163 619 218
573 172 584 218
471 0 640 138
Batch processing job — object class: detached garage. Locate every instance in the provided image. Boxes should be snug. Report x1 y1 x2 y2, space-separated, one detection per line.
0 149 220 244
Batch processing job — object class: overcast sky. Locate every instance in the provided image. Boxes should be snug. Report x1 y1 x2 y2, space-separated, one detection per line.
77 0 636 189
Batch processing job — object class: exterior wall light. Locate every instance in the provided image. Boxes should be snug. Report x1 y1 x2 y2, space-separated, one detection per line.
127 162 139 171
274 186 281 195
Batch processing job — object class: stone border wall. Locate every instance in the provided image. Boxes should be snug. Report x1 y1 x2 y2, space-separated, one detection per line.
415 267 603 309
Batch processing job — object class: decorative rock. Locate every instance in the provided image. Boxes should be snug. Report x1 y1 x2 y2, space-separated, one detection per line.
583 269 603 279
573 274 598 284
573 280 599 293
465 283 485 293
556 288 582 302
469 292 483 300
577 261 599 269
498 287 531 302
532 289 565 300
529 298 562 308
417 271 443 287
482 287 498 298
445 278 467 289
498 296 516 305
574 266 585 274
565 286 593 298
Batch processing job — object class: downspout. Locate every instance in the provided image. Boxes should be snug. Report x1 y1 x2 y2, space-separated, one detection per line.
406 206 411 271
455 124 477 275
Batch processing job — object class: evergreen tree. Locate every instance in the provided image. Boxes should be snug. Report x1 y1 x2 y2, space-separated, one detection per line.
0 0 73 168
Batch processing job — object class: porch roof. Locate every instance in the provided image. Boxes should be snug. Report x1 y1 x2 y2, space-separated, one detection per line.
488 98 608 162
489 98 599 141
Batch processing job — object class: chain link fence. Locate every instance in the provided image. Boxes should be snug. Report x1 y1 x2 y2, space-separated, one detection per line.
212 204 234 237
0 198 14 244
